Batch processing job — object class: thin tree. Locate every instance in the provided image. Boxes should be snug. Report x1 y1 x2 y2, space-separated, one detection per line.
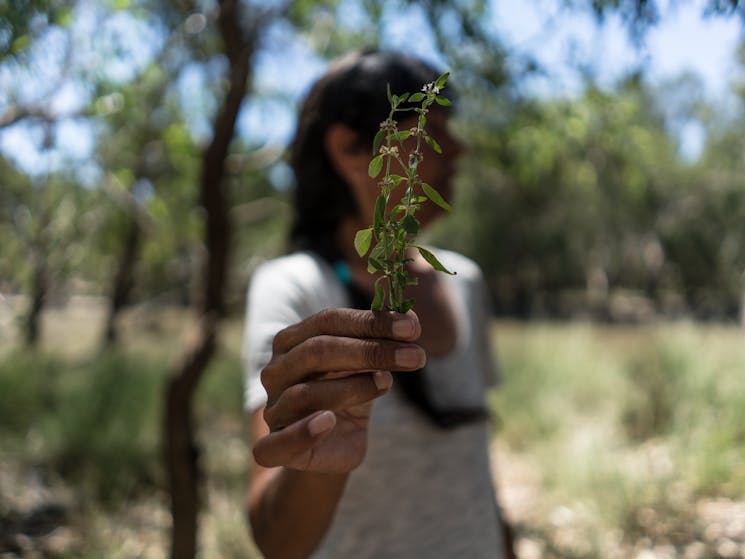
163 1 258 557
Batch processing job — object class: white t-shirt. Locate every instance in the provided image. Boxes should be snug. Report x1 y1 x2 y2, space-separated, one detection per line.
243 249 506 559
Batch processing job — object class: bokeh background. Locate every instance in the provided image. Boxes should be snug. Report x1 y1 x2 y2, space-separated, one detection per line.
1 1 745 557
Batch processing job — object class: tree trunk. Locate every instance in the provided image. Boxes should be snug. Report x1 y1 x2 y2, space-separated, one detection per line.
165 313 218 559
163 1 255 557
102 217 140 346
24 251 47 347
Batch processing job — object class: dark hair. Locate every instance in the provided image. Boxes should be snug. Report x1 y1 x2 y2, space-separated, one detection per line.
288 50 447 248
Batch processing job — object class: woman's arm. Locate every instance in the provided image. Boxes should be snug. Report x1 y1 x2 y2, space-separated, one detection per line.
244 308 424 559
247 407 349 559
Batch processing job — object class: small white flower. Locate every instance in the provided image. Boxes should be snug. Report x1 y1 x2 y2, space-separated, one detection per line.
380 118 397 130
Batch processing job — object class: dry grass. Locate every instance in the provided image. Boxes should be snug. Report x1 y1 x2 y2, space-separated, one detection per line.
491 320 745 558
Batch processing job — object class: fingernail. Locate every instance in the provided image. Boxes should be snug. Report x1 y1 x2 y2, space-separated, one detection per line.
395 347 424 369
308 411 335 437
373 371 393 391
392 318 415 338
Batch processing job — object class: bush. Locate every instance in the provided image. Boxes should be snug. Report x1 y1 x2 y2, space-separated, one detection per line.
46 352 166 502
0 351 60 435
0 351 167 503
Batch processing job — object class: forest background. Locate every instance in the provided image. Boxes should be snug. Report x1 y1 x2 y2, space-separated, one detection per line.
1 0 745 558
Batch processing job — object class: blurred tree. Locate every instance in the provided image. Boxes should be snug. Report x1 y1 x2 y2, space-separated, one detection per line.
162 0 258 556
581 0 744 39
0 153 88 345
95 74 168 346
433 75 683 318
0 158 33 294
661 64 745 317
0 1 84 344
92 31 193 346
0 0 70 58
0 0 75 127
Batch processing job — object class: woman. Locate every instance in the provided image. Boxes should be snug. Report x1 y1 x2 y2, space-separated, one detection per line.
243 50 513 559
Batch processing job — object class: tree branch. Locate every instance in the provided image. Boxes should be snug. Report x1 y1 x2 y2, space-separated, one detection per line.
0 105 56 129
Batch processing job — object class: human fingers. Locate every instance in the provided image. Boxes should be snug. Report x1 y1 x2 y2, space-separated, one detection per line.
252 410 337 469
272 308 421 355
264 371 393 431
261 336 425 402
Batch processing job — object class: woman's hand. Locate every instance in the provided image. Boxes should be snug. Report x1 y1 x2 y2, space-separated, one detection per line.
252 308 425 473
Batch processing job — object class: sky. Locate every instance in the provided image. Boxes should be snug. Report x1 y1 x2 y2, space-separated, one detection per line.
489 0 744 158
493 0 742 99
0 0 743 179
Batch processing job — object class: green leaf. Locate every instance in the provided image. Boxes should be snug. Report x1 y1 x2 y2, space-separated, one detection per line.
391 204 407 217
372 129 386 155
402 214 420 234
371 278 386 311
368 155 383 178
389 175 406 188
370 241 385 259
367 243 385 273
435 96 452 107
435 72 450 90
421 182 452 211
386 83 393 104
395 131 411 143
416 246 455 275
354 227 373 257
409 92 425 103
374 194 386 228
398 92 410 103
418 115 427 129
55 7 74 27
424 135 442 154
398 298 415 313
11 35 30 54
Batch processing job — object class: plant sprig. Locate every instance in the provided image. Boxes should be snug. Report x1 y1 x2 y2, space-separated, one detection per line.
354 72 455 313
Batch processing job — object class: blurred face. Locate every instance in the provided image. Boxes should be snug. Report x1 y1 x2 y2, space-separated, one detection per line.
350 109 464 229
